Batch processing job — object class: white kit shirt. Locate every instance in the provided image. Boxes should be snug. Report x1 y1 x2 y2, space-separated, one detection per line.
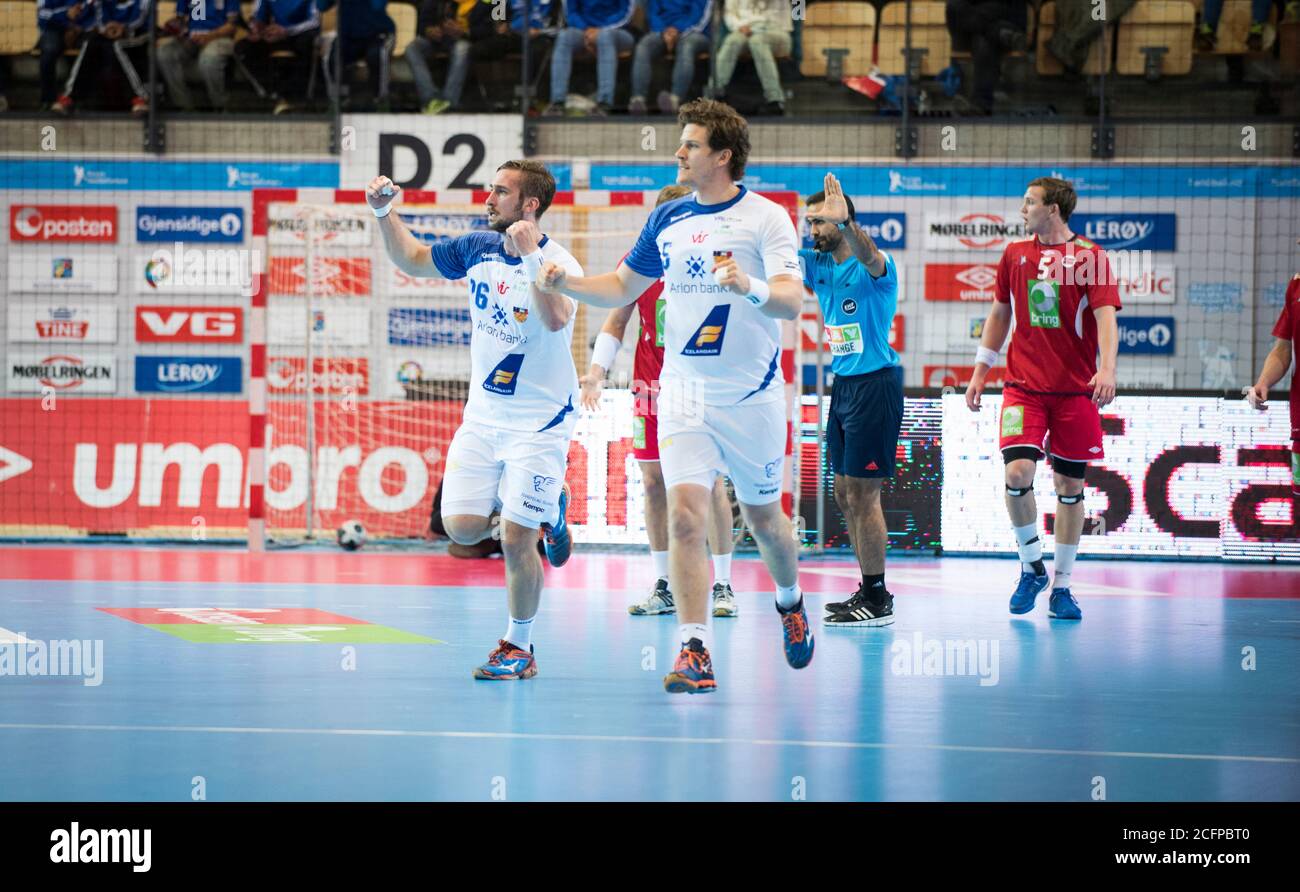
622 186 801 407
428 230 583 433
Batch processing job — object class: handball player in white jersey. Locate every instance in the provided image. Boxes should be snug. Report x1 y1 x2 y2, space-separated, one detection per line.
538 100 813 694
368 160 583 682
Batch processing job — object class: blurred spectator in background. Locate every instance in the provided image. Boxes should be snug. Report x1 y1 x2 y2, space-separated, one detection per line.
546 0 638 116
469 0 556 106
54 0 152 116
1046 0 1130 76
710 0 792 116
406 0 480 114
234 0 321 114
321 0 397 109
1195 0 1284 51
39 1 89 112
158 0 240 111
628 0 710 115
944 0 1027 113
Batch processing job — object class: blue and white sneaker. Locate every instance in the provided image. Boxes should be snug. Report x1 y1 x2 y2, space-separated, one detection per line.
1009 571 1049 614
541 484 572 567
472 640 538 680
1048 588 1082 620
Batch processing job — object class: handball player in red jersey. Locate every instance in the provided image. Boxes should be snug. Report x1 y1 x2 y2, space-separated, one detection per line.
580 184 739 618
1246 250 1300 508
966 176 1121 621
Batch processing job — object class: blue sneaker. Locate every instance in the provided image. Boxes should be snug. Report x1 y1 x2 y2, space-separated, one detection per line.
541 484 571 567
1009 571 1049 614
1048 588 1082 620
663 638 717 694
473 639 538 680
778 597 815 669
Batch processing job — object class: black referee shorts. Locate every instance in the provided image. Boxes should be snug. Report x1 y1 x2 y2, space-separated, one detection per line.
827 365 904 479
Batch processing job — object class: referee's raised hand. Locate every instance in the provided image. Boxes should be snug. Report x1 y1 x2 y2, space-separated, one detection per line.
367 176 400 211
821 171 850 223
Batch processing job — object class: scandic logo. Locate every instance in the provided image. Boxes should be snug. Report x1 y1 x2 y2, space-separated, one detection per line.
135 307 243 343
267 357 370 394
268 257 371 296
10 205 117 242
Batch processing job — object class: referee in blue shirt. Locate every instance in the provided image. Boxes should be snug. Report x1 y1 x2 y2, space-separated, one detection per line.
800 173 902 627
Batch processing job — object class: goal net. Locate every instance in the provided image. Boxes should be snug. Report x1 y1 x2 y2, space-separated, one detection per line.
254 189 801 548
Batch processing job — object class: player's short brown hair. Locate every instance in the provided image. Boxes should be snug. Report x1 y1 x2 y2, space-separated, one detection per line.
1028 176 1077 222
678 99 750 181
497 160 557 219
655 184 692 207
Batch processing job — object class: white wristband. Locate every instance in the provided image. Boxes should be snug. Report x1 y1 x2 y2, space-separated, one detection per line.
975 346 999 368
591 332 621 372
522 250 544 282
744 277 770 308
372 203 393 218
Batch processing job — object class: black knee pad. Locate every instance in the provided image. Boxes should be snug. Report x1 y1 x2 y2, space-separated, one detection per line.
1052 457 1088 480
1002 446 1042 465
1006 485 1032 497
1057 491 1084 505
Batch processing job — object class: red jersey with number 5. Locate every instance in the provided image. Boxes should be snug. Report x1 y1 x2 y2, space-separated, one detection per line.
633 278 666 387
1270 275 1300 438
995 235 1122 395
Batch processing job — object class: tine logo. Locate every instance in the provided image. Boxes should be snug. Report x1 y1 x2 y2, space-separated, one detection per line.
682 305 730 356
136 307 243 343
483 353 524 395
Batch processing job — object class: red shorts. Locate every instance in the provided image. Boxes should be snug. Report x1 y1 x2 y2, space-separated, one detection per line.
998 387 1104 463
633 405 659 462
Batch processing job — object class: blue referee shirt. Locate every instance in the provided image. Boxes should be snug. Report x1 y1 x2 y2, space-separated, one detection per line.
799 248 900 376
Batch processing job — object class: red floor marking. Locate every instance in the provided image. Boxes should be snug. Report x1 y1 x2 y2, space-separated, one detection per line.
0 547 1297 598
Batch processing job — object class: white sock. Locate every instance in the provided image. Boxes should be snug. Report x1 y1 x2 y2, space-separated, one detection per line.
712 552 732 584
679 622 710 651
1053 544 1079 591
1014 522 1044 575
505 616 534 650
775 583 800 610
651 549 669 581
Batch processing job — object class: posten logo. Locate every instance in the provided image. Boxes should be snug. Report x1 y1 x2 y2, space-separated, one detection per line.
1028 279 1060 328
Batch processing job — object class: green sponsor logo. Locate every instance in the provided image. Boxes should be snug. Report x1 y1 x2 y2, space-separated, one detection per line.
633 415 646 449
655 298 666 348
1028 278 1061 328
827 323 863 356
1292 451 1299 486
146 624 443 644
1001 405 1024 437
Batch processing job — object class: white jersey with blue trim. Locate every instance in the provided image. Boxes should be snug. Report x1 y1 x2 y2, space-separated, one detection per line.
622 186 800 406
428 231 583 433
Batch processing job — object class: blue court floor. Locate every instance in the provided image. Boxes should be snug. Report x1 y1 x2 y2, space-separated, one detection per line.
0 547 1297 801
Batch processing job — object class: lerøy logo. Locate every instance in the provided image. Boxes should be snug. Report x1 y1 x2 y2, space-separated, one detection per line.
10 205 117 242
135 356 243 393
136 206 244 243
1071 214 1176 251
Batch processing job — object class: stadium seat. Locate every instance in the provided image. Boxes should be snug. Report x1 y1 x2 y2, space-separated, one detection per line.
0 1 39 56
800 2 877 78
1036 0 1114 75
1116 0 1195 76
878 2 951 77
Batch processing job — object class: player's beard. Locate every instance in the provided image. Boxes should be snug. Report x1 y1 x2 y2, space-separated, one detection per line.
487 210 517 233
813 233 841 253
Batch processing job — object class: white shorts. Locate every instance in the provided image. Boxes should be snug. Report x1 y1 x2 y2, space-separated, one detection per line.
440 420 569 530
657 396 786 506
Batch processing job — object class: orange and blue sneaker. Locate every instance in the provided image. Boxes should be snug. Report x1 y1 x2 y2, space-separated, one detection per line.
778 597 815 668
541 484 571 567
663 638 716 694
472 639 538 680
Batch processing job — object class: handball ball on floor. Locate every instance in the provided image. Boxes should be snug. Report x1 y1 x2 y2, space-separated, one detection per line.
337 520 367 551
